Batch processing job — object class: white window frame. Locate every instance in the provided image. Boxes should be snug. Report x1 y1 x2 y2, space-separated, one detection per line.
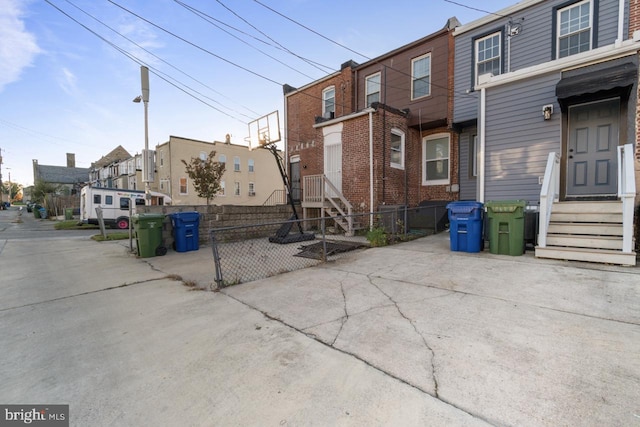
219 154 226 164
248 182 255 196
199 151 207 161
365 72 381 107
248 158 254 173
390 128 405 170
422 133 450 185
475 32 501 84
219 181 226 196
234 156 240 172
411 53 431 100
179 177 188 195
322 86 335 116
234 181 241 196
556 0 593 59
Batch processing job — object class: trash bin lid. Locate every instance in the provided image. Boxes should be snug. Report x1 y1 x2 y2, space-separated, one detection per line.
485 200 526 212
132 213 165 224
446 201 483 213
170 211 200 220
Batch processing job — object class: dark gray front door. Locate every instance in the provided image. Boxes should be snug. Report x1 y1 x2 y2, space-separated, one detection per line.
566 98 619 197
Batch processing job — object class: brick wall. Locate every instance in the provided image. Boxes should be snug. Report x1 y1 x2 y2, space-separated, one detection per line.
286 63 355 178
336 108 459 213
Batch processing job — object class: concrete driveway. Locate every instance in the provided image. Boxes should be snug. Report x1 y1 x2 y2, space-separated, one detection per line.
1 211 638 426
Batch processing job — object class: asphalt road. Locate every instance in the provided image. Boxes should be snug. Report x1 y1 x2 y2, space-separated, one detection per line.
0 206 121 240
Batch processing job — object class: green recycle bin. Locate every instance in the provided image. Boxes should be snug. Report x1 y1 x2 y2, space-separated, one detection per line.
485 200 526 256
65 208 73 220
132 213 166 258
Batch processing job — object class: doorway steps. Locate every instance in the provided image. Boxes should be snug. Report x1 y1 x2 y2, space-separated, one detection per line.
535 201 636 266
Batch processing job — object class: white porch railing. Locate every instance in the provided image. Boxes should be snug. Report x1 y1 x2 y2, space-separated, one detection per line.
617 143 636 253
538 152 560 248
303 174 354 232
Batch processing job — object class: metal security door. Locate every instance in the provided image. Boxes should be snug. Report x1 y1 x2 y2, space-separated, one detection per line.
566 98 619 198
289 160 301 203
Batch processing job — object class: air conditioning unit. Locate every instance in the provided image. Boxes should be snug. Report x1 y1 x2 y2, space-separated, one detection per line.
248 191 256 197
323 111 335 120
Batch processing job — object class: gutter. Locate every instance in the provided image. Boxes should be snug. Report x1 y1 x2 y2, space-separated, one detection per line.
476 36 640 90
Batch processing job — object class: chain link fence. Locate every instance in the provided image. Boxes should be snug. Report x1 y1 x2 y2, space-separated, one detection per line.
210 204 448 288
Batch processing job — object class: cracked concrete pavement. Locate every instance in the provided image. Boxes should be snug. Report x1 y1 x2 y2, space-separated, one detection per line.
1 209 639 426
220 236 640 426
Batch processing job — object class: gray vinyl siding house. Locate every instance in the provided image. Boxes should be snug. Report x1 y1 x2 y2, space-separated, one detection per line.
453 0 636 204
453 0 639 265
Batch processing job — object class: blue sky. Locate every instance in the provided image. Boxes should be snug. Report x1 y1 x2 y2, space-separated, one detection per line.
0 0 516 187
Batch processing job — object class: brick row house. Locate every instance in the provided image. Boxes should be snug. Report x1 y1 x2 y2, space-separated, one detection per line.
284 18 461 235
285 0 639 265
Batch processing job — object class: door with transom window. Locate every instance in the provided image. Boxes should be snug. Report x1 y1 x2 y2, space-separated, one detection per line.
323 124 343 197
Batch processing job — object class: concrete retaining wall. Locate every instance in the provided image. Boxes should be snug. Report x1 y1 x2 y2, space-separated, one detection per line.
137 204 292 248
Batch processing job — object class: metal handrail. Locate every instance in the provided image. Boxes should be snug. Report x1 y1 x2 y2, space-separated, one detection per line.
618 144 636 253
538 152 560 248
262 189 287 206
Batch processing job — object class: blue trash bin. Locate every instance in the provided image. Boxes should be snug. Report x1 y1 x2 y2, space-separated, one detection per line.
446 201 484 253
170 212 200 252
38 207 48 219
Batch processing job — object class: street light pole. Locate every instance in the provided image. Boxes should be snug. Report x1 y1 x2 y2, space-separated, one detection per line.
133 66 152 205
140 66 151 205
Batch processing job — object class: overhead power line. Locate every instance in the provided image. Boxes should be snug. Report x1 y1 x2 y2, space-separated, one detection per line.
62 0 260 119
45 0 248 124
173 0 319 80
252 0 372 61
214 0 333 74
107 0 283 87
442 0 509 18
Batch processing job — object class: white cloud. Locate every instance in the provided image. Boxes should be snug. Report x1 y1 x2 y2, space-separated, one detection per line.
0 0 42 92
58 67 78 95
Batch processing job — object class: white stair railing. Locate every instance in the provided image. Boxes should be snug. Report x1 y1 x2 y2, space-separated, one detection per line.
538 152 560 248
617 144 636 253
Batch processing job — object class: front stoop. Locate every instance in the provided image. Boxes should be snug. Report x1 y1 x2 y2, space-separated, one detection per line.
535 246 637 266
535 201 636 266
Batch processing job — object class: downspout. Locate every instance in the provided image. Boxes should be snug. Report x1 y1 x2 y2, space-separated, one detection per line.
382 67 387 203
168 141 173 202
369 109 374 231
506 24 511 73
479 88 486 203
284 94 289 196
616 0 625 46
